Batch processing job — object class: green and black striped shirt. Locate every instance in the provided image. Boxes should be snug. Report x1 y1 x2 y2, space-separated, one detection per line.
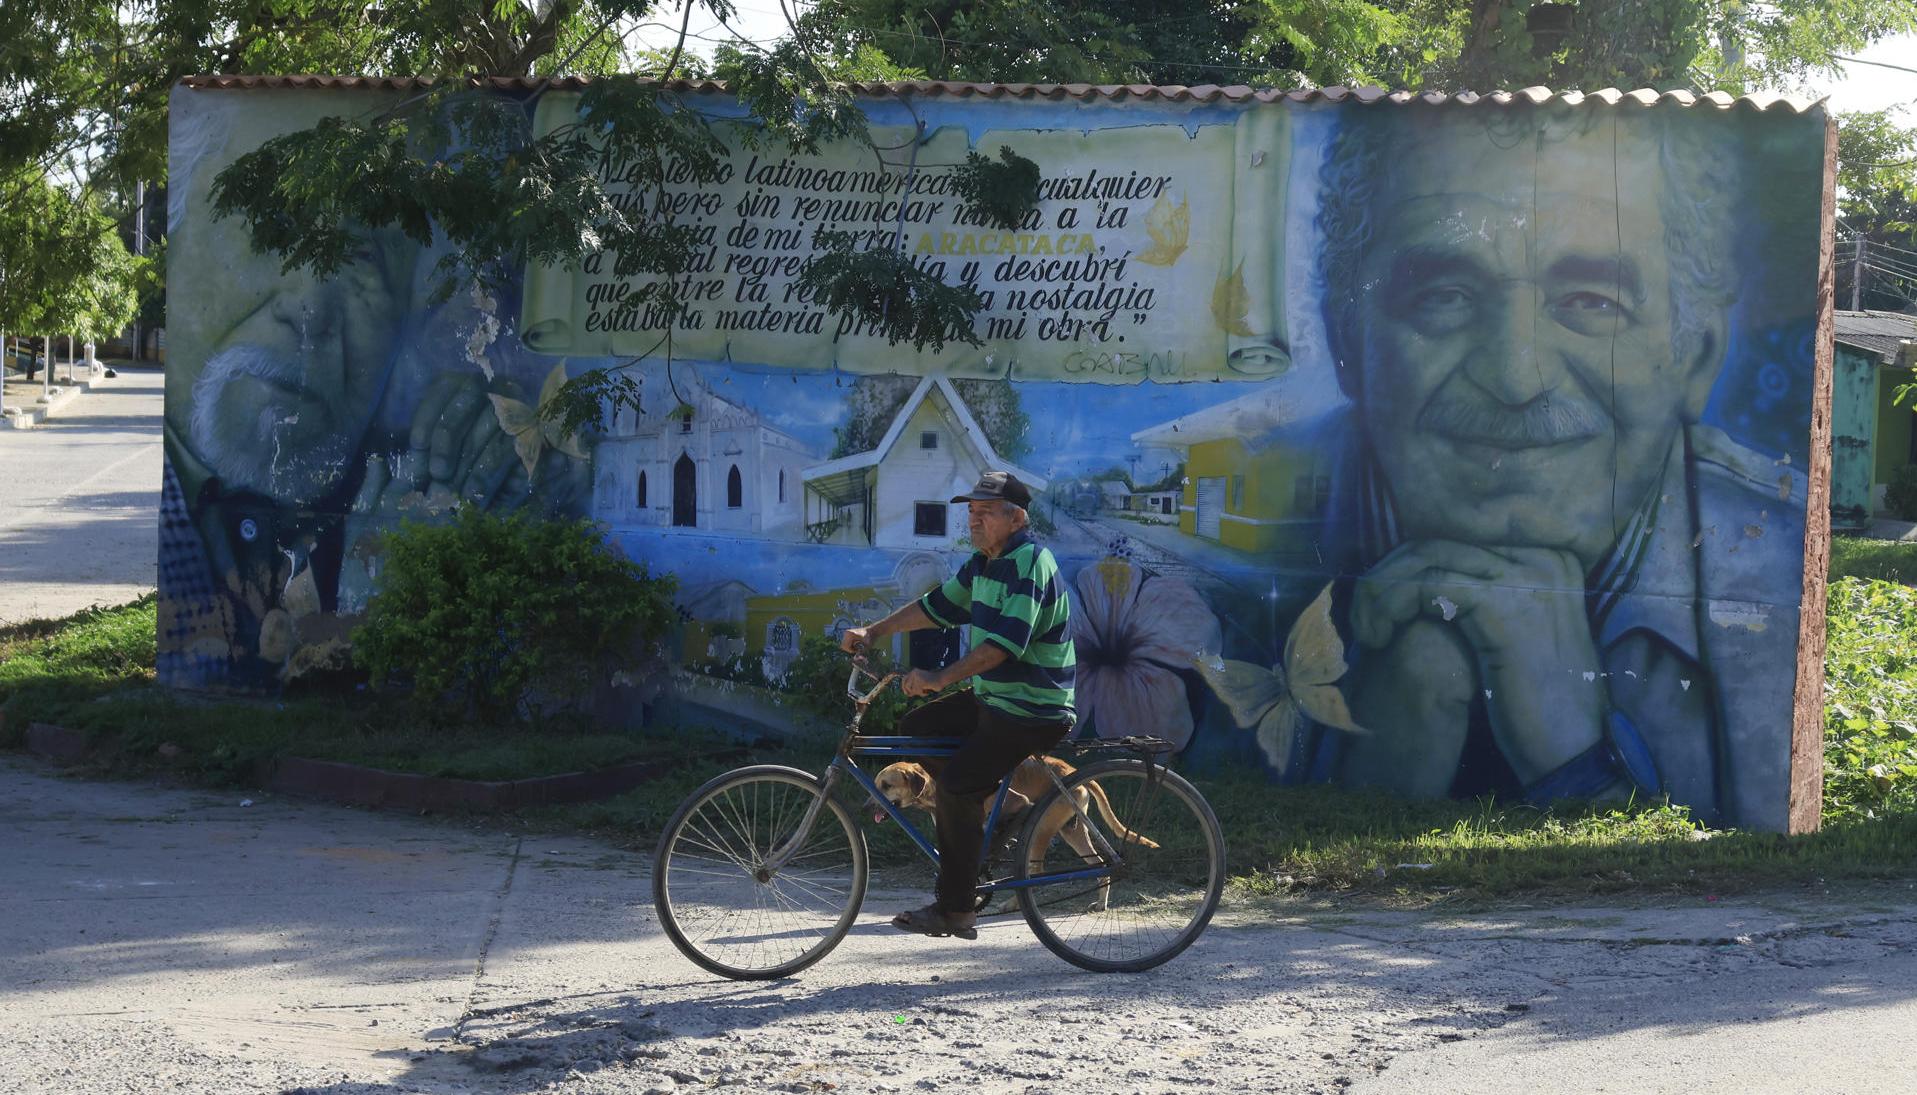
919 530 1076 723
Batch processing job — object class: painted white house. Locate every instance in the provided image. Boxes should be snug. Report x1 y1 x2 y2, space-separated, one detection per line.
798 376 1048 549
1127 491 1180 522
1094 478 1131 511
592 372 819 538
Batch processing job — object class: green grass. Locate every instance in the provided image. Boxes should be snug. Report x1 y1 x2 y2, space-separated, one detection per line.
1830 536 1917 585
1193 780 1917 902
0 595 157 709
6 580 1917 904
0 598 721 783
5 683 720 784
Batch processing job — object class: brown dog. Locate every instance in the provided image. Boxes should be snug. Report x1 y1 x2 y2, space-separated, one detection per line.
872 756 1158 911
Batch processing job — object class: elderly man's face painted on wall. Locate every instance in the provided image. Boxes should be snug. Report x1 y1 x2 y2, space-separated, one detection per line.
1350 115 1728 569
166 99 418 509
184 234 413 506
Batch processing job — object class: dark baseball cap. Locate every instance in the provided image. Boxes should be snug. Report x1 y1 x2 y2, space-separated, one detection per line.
950 470 1033 509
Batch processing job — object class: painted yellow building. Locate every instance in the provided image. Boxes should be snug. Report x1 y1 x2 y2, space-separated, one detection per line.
741 552 951 679
1131 386 1330 555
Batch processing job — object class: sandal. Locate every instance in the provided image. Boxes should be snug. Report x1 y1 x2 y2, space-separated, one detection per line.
891 903 978 940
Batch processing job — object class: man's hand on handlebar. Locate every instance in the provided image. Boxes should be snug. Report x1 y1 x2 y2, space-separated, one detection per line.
900 668 943 698
840 618 946 696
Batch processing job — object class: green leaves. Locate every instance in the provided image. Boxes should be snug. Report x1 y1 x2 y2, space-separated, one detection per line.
352 507 677 725
711 38 871 156
951 146 1040 232
0 168 139 339
1823 577 1917 821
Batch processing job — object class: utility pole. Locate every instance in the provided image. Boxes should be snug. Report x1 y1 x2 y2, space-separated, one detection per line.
1853 237 1866 312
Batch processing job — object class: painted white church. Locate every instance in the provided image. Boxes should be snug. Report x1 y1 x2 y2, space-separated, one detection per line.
591 370 818 538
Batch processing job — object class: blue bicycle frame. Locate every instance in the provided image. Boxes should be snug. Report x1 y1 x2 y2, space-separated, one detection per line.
803 661 1122 897
831 742 1118 895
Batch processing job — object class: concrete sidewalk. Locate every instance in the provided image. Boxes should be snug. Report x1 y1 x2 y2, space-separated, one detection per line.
5 755 1917 1094
2 357 122 429
0 363 163 624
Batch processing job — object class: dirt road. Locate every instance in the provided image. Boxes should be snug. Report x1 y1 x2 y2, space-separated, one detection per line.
5 757 1915 1094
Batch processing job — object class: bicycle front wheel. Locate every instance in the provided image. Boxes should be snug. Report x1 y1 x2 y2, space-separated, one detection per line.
1015 758 1225 972
652 765 868 980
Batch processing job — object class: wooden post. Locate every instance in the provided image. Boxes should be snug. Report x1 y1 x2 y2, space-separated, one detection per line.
1788 111 1841 834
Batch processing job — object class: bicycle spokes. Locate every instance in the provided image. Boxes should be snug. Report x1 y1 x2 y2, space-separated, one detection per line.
655 769 867 980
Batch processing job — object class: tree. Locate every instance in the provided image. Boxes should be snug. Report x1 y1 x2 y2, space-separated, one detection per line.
39 203 143 346
788 0 1425 87
0 168 138 385
789 0 1917 95
1439 0 1917 95
0 171 60 342
1834 109 1917 312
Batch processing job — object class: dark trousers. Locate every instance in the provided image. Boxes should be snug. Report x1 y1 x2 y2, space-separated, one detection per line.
900 690 1072 913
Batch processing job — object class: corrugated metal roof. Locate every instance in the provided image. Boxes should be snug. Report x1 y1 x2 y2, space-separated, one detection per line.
175 74 1823 112
1834 310 1917 365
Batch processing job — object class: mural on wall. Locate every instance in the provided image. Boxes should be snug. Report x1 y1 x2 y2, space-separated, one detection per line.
162 81 1827 829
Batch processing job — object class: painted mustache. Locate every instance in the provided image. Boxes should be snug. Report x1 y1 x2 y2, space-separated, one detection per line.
1415 385 1606 449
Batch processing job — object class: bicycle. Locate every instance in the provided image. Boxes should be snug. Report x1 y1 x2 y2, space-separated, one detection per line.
651 658 1226 980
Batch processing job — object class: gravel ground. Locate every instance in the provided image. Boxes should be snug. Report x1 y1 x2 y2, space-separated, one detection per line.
5 756 1916 1095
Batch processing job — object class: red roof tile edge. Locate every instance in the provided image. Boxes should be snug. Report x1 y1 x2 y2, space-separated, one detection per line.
175 74 1822 112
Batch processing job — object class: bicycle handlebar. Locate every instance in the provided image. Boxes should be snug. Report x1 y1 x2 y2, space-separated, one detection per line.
844 655 897 706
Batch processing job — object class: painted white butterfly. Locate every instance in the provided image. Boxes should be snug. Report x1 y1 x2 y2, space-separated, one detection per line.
1192 582 1364 775
488 362 589 477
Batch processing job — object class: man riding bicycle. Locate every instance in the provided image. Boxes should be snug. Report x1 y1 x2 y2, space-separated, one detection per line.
839 470 1077 939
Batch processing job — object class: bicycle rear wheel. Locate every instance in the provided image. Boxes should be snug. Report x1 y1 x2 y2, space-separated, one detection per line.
1015 758 1224 972
652 765 867 980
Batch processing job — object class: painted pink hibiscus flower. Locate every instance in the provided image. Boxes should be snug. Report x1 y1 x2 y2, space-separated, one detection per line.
1068 557 1223 750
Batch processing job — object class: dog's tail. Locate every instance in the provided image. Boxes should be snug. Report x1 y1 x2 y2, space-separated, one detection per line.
1084 780 1160 849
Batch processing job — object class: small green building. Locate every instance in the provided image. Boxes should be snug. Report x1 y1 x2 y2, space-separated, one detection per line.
1832 310 1917 530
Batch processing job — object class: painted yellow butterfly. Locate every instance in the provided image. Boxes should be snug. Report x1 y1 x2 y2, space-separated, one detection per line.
1192 582 1363 775
1210 259 1253 337
1135 192 1190 266
488 362 589 477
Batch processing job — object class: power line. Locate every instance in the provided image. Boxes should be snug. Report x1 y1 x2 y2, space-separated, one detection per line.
1864 263 1917 290
1838 237 1917 266
1833 54 1917 78
1850 241 1917 276
1866 260 1917 286
1863 238 1917 263
1867 258 1917 283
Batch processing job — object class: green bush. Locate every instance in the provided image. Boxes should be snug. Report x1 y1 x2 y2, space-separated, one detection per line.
1823 577 1917 820
352 508 675 725
1887 464 1917 522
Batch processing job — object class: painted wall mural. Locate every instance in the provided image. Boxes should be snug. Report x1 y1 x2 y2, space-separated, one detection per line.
162 82 1829 830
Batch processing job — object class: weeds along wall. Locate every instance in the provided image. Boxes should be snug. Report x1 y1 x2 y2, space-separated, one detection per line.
162 81 1832 830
